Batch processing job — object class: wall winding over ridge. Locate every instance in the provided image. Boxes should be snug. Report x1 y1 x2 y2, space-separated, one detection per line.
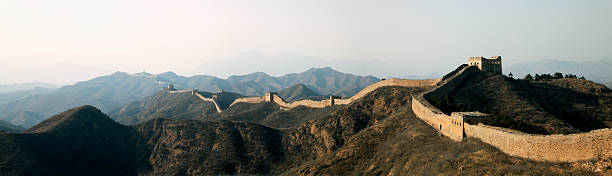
334 78 440 105
410 65 612 162
271 94 331 109
228 78 441 109
228 96 266 107
411 96 465 141
169 90 223 113
194 93 222 113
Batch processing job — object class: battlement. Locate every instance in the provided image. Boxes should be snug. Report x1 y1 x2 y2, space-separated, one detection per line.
468 56 502 74
163 84 177 91
329 96 341 106
453 112 490 125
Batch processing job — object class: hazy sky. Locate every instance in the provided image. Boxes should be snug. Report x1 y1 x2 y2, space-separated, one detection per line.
1 0 611 85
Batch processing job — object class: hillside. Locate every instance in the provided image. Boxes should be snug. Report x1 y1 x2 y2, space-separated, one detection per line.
606 82 612 89
426 71 612 134
279 87 594 175
110 89 243 125
109 91 218 125
0 106 146 175
0 120 24 132
205 101 340 129
136 119 283 175
0 88 601 175
278 83 322 102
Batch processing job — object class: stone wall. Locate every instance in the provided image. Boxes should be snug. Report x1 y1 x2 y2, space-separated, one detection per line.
411 64 612 162
335 78 440 105
411 96 464 141
168 90 192 94
464 124 612 162
168 89 223 113
226 78 440 110
272 94 330 108
193 92 222 113
229 96 267 107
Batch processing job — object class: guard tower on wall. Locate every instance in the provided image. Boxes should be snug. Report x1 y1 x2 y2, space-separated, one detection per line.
468 56 502 74
164 84 177 91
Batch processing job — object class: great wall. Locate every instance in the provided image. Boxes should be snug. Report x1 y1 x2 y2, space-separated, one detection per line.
163 56 611 162
167 89 223 113
227 78 441 110
410 59 612 162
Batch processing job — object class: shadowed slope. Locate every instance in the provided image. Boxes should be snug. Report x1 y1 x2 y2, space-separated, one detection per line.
135 119 283 175
1 105 146 176
278 83 322 102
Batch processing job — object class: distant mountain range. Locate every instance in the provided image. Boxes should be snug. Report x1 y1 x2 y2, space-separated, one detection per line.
0 72 165 128
0 67 378 128
505 59 612 83
0 81 59 93
161 67 379 97
0 87 56 105
193 51 428 80
278 83 323 102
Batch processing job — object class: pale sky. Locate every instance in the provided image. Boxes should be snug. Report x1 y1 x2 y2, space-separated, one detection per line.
1 0 611 85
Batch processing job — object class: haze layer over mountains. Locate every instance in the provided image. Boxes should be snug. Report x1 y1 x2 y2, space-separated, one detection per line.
0 67 377 128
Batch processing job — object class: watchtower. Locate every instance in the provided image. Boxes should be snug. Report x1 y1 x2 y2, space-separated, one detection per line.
264 92 277 102
468 56 502 74
329 96 341 106
165 84 177 91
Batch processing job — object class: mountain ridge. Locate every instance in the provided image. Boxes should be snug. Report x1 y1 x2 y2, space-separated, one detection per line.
278 83 322 102
0 67 377 128
0 81 59 93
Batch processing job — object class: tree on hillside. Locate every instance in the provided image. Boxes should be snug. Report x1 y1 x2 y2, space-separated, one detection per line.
534 74 542 81
553 72 564 79
565 74 578 79
524 74 534 81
